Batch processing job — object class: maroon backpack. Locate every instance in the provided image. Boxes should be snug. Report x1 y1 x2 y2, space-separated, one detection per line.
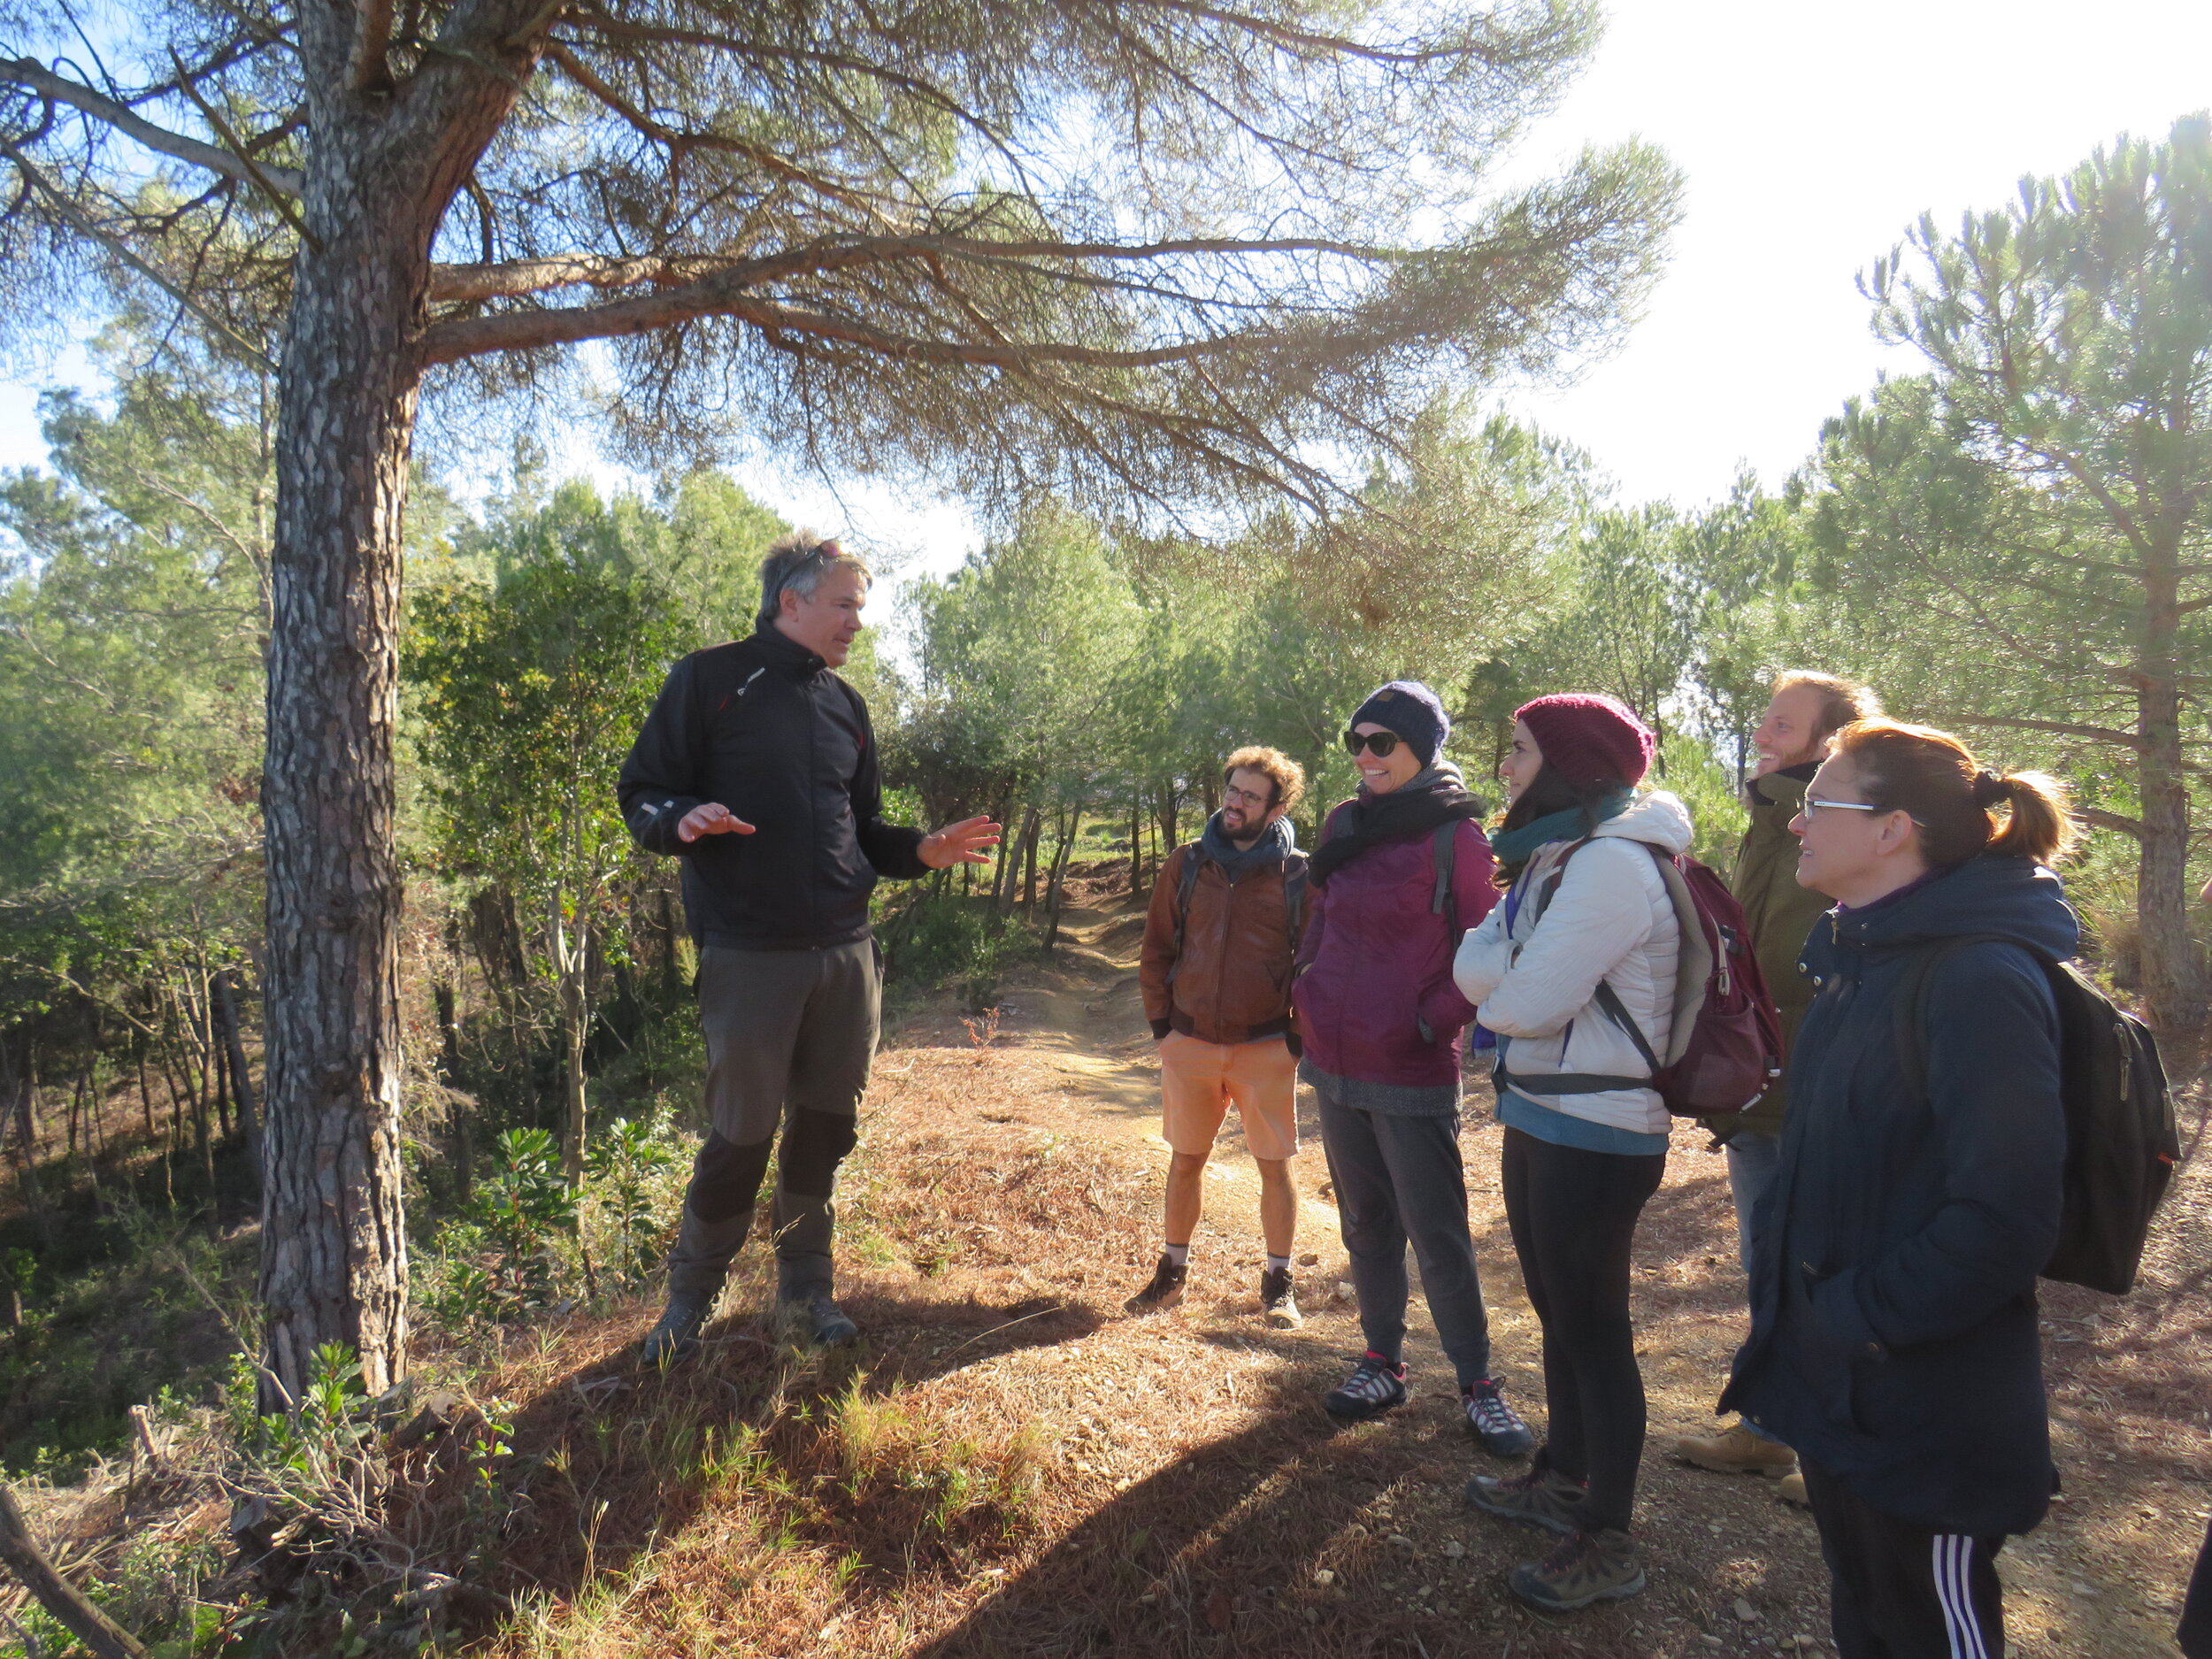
1499 838 1785 1118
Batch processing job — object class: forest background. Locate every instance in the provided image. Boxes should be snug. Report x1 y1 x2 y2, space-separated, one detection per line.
0 0 2208 1648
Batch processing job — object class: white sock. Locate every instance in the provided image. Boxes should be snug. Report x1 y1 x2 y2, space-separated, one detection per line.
1163 1242 1190 1267
1266 1254 1292 1274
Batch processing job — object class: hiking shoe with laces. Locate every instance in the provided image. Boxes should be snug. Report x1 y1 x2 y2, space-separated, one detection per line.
1125 1255 1187 1314
779 1293 859 1348
1259 1266 1302 1329
1467 1465 1588 1535
641 1293 713 1368
1675 1420 1797 1477
1509 1527 1646 1612
1323 1352 1407 1421
1463 1378 1535 1456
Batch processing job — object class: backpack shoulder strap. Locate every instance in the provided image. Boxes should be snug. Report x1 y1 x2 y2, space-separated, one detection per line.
1431 820 1456 917
1165 843 1206 982
1894 933 2040 1099
1530 834 1594 927
1283 851 1310 941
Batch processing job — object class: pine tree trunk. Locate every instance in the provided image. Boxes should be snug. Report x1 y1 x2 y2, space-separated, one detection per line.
2136 549 2208 1031
257 220 418 1409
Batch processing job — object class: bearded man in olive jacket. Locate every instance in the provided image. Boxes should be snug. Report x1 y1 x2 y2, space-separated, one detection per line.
1678 671 1881 1483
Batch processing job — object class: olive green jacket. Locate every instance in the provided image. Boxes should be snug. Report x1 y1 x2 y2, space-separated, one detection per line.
1713 765 1831 1138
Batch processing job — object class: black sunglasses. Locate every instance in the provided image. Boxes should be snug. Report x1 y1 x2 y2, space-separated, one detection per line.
1342 728 1402 757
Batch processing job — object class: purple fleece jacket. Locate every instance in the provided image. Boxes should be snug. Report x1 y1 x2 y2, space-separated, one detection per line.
1292 803 1499 1087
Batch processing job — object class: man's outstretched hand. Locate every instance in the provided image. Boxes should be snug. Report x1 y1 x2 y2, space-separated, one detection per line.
677 803 757 843
919 816 1002 869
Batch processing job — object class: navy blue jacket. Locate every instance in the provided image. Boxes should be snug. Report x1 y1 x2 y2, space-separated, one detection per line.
1720 855 2076 1537
616 627 928 949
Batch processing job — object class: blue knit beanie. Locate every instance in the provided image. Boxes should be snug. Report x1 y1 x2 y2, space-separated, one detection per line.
1349 680 1450 767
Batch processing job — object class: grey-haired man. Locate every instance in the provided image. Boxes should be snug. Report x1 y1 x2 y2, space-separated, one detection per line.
618 534 997 1359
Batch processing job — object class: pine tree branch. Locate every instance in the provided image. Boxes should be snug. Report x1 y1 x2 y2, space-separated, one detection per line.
351 0 397 91
0 142 280 373
419 275 1273 367
165 53 319 250
1951 714 2147 752
0 56 303 196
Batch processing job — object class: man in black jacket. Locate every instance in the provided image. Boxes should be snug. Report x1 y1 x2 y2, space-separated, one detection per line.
619 534 996 1359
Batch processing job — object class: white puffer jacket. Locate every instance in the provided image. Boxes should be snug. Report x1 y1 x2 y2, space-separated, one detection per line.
1452 791 1694 1137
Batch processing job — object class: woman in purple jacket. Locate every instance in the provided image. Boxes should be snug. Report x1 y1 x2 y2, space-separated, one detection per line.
1293 680 1533 1456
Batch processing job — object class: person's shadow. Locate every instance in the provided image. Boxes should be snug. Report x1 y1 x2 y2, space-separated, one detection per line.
431 1270 1105 1640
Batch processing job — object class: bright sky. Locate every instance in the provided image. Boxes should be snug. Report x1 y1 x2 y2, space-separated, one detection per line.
1501 0 2212 504
2 0 2208 555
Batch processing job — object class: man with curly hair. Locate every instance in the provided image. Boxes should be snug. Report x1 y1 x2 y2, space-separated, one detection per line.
1129 746 1312 1327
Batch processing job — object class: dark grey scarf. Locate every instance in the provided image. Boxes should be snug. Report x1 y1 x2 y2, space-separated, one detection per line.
1197 810 1297 878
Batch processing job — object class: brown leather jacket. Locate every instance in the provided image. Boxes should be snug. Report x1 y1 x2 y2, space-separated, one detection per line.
1139 843 1304 1044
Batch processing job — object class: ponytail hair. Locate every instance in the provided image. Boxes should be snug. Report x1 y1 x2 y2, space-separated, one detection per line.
1830 719 2080 868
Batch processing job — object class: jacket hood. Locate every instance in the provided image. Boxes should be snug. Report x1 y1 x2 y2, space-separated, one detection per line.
1812 855 2079 966
1589 788 1694 856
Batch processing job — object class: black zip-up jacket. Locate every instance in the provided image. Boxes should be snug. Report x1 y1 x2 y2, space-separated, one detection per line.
616 627 929 949
1719 854 2075 1537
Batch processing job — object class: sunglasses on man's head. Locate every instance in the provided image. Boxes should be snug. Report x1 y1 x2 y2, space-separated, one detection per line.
1343 728 1402 757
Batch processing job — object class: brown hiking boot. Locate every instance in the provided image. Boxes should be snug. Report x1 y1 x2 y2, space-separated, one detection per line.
1509 1527 1646 1612
1125 1255 1187 1314
1675 1421 1797 1478
1778 1471 1810 1507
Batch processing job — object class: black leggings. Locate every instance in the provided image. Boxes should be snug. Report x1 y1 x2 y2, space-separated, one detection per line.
1501 1125 1666 1533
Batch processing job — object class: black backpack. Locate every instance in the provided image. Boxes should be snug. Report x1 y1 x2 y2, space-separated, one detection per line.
1898 936 2178 1295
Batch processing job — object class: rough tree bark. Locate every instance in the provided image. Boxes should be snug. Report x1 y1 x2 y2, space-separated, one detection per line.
256 9 538 1412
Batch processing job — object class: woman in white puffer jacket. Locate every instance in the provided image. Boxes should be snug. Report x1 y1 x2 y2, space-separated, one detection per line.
1449 694 1688 1614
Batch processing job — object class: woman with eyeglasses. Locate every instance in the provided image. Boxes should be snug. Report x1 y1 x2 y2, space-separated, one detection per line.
1449 693 1691 1611
1717 718 2077 1659
1290 680 1534 1459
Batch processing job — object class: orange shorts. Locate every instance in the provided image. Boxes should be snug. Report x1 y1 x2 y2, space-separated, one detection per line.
1158 1031 1300 1163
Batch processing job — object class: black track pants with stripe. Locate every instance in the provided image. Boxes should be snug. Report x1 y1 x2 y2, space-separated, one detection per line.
1801 1459 2008 1659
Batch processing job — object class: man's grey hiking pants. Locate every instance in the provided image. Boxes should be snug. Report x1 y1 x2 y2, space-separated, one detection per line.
664 938 880 1306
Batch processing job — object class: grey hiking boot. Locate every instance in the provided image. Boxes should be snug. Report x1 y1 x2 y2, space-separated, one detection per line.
780 1292 860 1348
1463 1377 1535 1457
1125 1255 1187 1314
1509 1527 1646 1612
641 1293 714 1368
1259 1265 1301 1328
1467 1464 1588 1535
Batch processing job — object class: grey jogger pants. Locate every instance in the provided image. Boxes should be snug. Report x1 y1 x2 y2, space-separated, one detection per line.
1312 1079 1494 1385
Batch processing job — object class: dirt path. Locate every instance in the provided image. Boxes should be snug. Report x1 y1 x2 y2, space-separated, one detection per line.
863 889 2212 1658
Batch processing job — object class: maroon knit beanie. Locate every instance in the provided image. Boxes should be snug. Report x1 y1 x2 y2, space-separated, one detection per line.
1514 694 1656 788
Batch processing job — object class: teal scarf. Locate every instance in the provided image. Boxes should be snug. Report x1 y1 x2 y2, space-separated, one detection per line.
1490 787 1634 868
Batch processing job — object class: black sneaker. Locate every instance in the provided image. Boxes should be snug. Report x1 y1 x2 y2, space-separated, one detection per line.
1323 1351 1407 1420
641 1293 713 1368
1259 1266 1301 1329
780 1294 859 1348
1125 1255 1188 1314
1463 1377 1535 1456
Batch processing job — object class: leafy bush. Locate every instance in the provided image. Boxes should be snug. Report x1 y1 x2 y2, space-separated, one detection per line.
583 1115 680 1286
